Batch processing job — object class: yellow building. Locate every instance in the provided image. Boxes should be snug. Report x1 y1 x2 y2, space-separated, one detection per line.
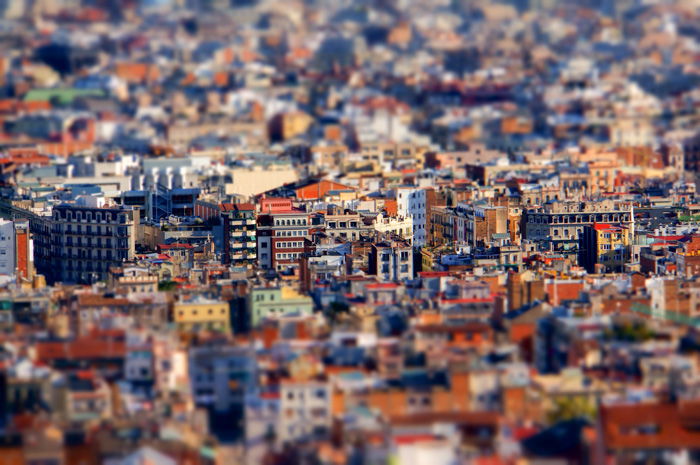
174 297 231 333
579 223 630 273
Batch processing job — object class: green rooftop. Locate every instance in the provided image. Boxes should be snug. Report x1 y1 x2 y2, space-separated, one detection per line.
24 88 105 105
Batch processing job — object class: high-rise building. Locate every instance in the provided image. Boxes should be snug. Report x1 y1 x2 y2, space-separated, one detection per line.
396 187 427 247
221 203 257 268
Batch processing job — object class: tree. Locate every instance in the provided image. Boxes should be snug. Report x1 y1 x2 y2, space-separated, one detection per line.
548 396 597 424
325 301 349 324
158 280 177 291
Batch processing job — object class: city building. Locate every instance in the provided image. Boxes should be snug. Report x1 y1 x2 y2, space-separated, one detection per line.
256 198 314 273
34 204 137 284
248 286 314 327
523 200 634 258
173 296 231 333
278 379 331 444
221 203 257 268
369 239 414 282
579 223 631 273
397 187 427 247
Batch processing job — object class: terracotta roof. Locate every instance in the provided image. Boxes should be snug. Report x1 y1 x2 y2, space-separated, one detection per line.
416 322 492 333
366 283 399 290
158 243 194 249
440 297 494 304
393 434 439 445
36 334 126 362
602 401 700 449
418 271 450 278
221 203 255 212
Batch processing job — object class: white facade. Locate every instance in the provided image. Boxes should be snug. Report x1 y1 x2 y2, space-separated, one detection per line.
396 187 427 247
646 276 668 320
0 220 15 276
396 440 457 465
279 381 331 444
373 213 413 243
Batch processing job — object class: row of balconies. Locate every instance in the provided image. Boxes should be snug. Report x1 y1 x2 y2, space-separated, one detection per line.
228 219 256 226
53 229 125 238
230 230 257 237
231 242 257 249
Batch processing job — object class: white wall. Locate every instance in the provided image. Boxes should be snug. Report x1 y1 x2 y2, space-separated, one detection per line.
0 221 15 276
397 187 427 246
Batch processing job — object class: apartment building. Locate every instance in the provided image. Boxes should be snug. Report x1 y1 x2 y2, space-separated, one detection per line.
579 223 631 273
221 203 257 268
373 213 413 243
323 210 364 241
35 204 137 284
173 296 231 334
257 198 315 273
248 286 314 327
189 345 257 414
369 239 414 282
279 380 331 444
523 199 634 256
397 187 427 247
360 142 423 168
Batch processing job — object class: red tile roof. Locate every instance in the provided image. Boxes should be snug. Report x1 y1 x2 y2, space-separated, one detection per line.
418 271 450 278
365 283 400 290
221 203 255 211
159 243 194 249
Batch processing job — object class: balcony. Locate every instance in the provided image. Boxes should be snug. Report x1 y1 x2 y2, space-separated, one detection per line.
232 252 256 261
230 236 256 243
229 218 256 226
